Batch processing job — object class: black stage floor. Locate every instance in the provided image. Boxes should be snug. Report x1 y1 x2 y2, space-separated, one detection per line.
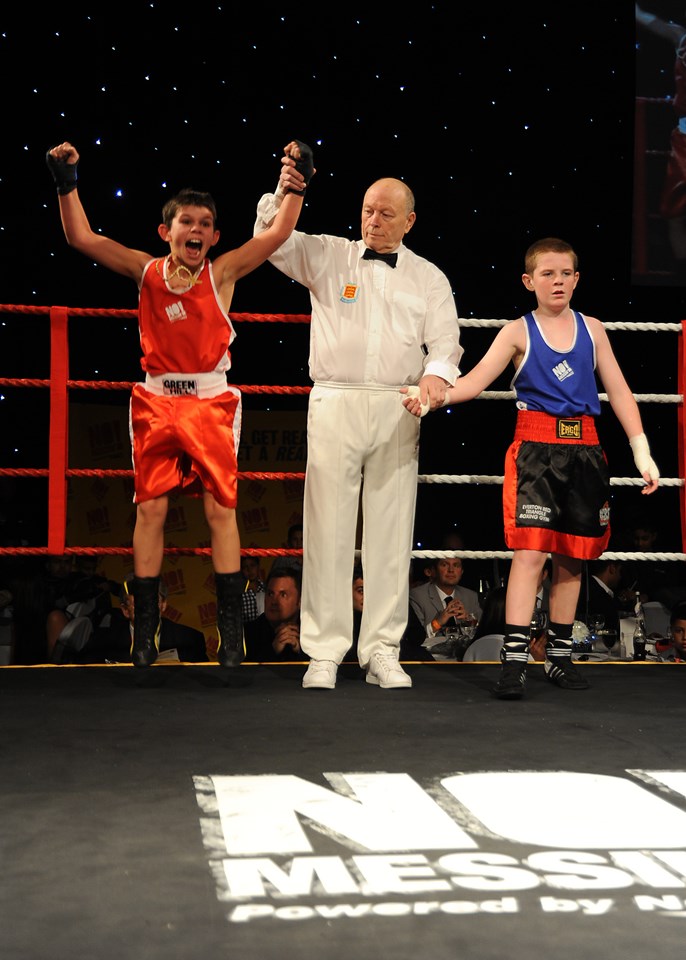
1 660 685 960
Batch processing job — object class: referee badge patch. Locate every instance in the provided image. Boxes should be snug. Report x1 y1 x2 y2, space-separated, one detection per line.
556 418 582 440
339 284 359 303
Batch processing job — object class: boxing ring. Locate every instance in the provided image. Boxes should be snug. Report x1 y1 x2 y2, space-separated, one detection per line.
0 303 685 624
2 303 686 960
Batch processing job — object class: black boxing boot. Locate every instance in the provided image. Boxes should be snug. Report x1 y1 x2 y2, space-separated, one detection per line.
130 575 161 668
545 622 589 690
492 627 530 700
215 571 245 668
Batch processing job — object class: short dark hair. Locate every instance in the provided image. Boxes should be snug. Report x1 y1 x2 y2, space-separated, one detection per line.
524 237 578 274
161 188 218 229
670 601 686 625
266 566 302 595
589 558 621 576
430 556 462 570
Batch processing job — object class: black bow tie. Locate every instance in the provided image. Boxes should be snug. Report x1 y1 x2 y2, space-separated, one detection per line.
362 248 398 268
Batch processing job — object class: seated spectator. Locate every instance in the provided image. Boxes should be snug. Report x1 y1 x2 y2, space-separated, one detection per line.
616 516 686 609
0 581 14 665
47 555 118 663
655 601 686 662
536 559 551 618
440 525 492 589
472 585 507 641
269 522 304 577
575 559 624 636
54 576 208 664
352 563 434 662
409 557 482 659
352 563 364 646
241 555 265 623
244 567 303 661
462 585 547 662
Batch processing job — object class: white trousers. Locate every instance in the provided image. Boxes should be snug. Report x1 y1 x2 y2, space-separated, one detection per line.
300 384 420 667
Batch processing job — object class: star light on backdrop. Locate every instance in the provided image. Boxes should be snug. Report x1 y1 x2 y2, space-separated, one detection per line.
1 2 685 552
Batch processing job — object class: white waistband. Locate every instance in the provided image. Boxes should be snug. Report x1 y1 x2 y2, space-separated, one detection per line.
145 371 229 399
313 380 402 392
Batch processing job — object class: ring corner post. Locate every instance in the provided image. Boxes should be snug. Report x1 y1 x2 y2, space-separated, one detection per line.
48 306 69 557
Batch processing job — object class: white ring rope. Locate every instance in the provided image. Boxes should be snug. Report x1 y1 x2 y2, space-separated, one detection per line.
458 318 682 332
411 550 686 562
469 391 682 403
418 475 683 487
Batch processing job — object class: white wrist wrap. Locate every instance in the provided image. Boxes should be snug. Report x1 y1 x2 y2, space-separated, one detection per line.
629 433 660 481
405 386 430 417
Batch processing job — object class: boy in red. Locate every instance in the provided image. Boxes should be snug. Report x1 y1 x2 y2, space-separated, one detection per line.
47 139 313 668
403 238 660 698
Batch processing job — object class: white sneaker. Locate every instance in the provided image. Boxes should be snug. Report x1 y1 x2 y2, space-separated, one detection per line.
366 652 412 689
302 659 338 689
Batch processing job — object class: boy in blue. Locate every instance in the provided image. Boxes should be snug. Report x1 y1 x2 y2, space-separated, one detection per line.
403 238 660 699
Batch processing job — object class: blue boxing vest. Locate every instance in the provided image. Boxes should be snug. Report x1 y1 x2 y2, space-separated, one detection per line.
511 311 601 417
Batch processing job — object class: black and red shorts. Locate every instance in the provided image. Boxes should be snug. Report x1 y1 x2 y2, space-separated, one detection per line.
503 410 611 559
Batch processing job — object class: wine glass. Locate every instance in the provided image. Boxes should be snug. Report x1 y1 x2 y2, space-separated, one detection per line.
478 579 491 609
601 628 618 657
587 613 605 653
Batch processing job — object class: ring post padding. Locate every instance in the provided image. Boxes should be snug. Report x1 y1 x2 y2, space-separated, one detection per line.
48 306 69 556
679 320 686 553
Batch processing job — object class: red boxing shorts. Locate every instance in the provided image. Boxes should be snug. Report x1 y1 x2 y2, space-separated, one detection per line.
129 383 241 506
503 410 611 559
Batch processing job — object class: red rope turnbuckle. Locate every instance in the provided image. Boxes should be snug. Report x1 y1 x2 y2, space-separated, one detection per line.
0 304 311 559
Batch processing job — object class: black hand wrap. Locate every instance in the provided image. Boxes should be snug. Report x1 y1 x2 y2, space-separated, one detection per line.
290 140 314 196
46 149 78 195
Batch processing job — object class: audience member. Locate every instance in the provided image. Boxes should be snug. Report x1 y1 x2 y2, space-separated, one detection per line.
54 576 208 664
462 586 507 661
439 526 491 589
1 557 57 663
536 560 552 617
655 601 686 661
0 581 14 665
575 559 624 636
351 563 433 662
472 586 507 642
408 557 482 659
114 579 208 663
46 556 120 662
463 585 548 662
270 522 304 576
616 516 686 609
287 523 303 557
244 567 303 661
241 555 266 623
352 563 364 646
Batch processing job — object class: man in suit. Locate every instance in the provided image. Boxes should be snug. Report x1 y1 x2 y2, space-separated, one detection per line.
244 567 302 661
575 559 624 635
409 558 482 659
57 576 208 664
